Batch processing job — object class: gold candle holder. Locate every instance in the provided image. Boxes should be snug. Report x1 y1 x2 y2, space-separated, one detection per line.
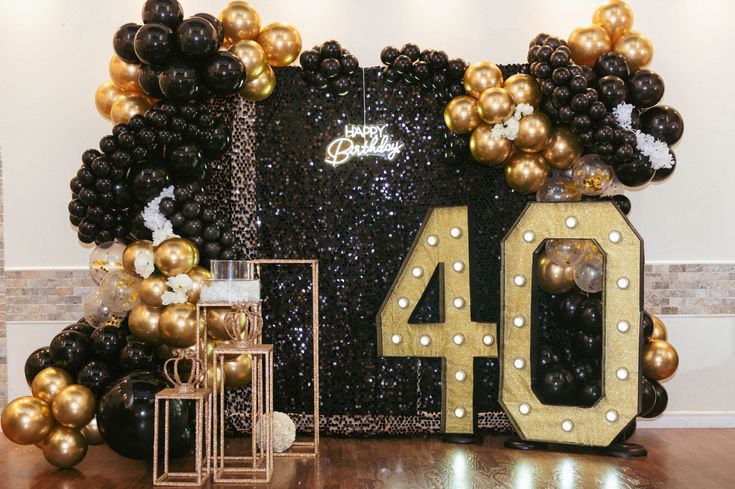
212 342 273 484
153 355 211 486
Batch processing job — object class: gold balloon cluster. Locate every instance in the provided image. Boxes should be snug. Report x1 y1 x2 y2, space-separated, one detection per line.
220 1 302 102
95 54 154 124
536 240 601 295
568 1 653 72
642 313 679 381
2 367 100 468
127 238 210 349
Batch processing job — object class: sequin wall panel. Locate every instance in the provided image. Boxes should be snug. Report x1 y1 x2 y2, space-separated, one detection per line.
252 67 529 434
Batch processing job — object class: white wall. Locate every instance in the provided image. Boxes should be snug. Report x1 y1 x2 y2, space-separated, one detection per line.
0 0 730 267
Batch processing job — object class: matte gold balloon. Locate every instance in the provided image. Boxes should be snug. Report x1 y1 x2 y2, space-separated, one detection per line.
95 81 125 120
470 124 513 166
110 95 151 124
536 254 575 295
81 417 105 445
230 40 267 80
219 1 261 44
568 25 612 67
463 61 503 98
444 95 481 135
643 339 679 381
128 303 163 345
1 397 54 445
503 74 542 108
32 367 73 405
515 112 552 153
593 0 634 43
223 354 252 387
651 314 668 341
257 22 302 67
160 303 198 348
505 152 549 194
42 426 88 469
613 31 653 72
477 87 515 124
138 275 169 307
206 307 233 340
109 54 142 94
52 385 96 429
240 64 276 101
187 266 212 303
154 238 199 276
123 240 154 276
542 127 583 170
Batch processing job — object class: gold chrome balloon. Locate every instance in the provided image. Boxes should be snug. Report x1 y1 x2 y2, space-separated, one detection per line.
160 303 198 348
206 307 233 340
223 354 252 387
154 238 199 276
503 74 542 108
187 266 212 303
515 112 552 153
257 22 302 67
240 64 276 101
1 397 54 445
592 0 634 43
651 314 668 341
138 275 169 308
41 426 88 469
123 240 154 276
80 417 105 445
128 303 163 345
470 124 513 166
477 87 515 125
32 368 73 405
444 95 481 135
219 1 261 44
542 127 583 170
613 31 653 72
537 254 575 295
95 81 125 120
505 152 549 194
230 40 267 80
52 385 96 429
463 61 503 98
109 54 142 94
110 95 151 124
643 339 679 381
568 25 612 67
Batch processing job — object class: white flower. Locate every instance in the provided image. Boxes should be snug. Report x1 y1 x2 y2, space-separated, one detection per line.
256 411 296 453
613 103 674 170
167 274 194 293
613 103 635 130
143 186 180 245
504 118 521 140
152 227 178 246
161 290 188 305
514 103 534 120
133 250 155 279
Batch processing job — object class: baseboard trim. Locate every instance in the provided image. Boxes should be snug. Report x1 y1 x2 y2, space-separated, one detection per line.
638 411 735 429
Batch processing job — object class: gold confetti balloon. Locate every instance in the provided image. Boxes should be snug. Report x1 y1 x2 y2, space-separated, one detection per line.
572 154 613 196
89 241 126 285
1 396 54 445
99 271 140 313
535 176 582 203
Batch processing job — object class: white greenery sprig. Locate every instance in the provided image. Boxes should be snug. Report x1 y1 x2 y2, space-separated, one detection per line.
613 103 674 170
142 186 179 245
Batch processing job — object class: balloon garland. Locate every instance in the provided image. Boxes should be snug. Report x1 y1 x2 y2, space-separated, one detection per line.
300 40 361 96
380 44 468 98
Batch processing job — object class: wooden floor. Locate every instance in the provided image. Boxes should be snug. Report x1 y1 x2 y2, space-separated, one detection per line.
0 430 732 489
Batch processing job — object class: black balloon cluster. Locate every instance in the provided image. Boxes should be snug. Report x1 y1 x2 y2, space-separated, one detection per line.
68 101 231 245
380 44 467 97
299 40 360 96
113 0 244 103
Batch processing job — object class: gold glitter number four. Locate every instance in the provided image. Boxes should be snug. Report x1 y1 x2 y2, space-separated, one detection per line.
377 206 497 434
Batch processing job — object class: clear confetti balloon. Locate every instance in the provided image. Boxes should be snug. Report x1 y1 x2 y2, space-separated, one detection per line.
83 291 116 327
536 176 582 202
574 247 605 294
545 239 589 267
99 271 140 313
572 154 613 196
88 241 126 285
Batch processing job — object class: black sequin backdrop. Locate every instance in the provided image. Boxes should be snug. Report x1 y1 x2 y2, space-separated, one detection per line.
237 66 533 434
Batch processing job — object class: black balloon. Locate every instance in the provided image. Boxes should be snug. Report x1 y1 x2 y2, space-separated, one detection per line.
168 143 203 176
572 359 599 384
24 347 53 385
653 150 676 182
627 70 664 108
177 17 218 61
139 64 165 99
193 13 224 47
575 331 602 358
645 380 668 418
129 164 170 202
642 311 654 341
640 105 684 145
300 50 320 71
615 155 655 187
380 46 399 65
578 298 602 334
320 58 341 79
558 293 585 329
640 378 657 417
202 52 245 95
49 330 90 375
119 340 157 373
142 0 184 29
536 364 576 404
134 23 175 66
321 40 342 59
159 61 199 102
77 361 114 397
578 380 602 406
97 372 190 459
594 52 629 79
603 194 632 215
91 326 128 364
537 344 560 369
63 322 96 337
113 23 142 63
597 75 627 109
